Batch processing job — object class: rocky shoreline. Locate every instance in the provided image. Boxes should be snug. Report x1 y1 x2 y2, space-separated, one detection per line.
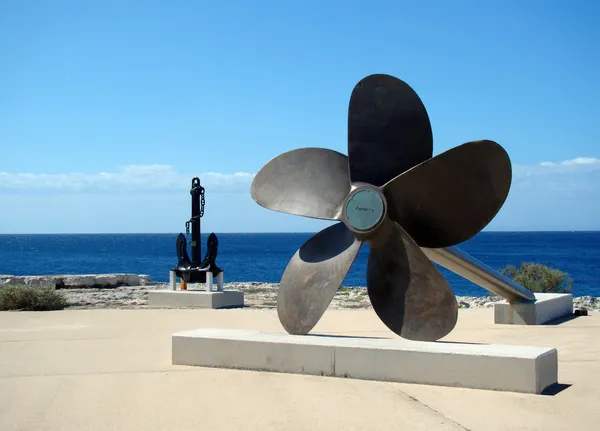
45 282 516 310
0 273 152 289
40 283 600 312
1 274 597 311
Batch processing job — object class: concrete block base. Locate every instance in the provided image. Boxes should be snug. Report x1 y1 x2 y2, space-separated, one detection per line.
172 328 558 394
494 293 573 325
149 290 244 309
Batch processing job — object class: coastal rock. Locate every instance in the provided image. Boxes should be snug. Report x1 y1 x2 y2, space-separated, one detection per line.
55 274 151 288
574 296 597 309
56 275 97 288
0 274 152 289
0 275 55 288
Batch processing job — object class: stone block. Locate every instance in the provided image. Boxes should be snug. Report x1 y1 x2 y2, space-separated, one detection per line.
149 290 244 309
494 293 573 325
172 328 558 394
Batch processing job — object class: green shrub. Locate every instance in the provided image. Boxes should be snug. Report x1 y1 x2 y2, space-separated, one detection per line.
0 285 68 311
499 263 573 294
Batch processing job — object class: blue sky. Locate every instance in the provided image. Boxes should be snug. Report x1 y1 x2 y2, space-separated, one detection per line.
1 0 598 233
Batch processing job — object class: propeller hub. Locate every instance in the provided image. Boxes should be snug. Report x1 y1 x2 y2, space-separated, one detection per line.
342 186 387 234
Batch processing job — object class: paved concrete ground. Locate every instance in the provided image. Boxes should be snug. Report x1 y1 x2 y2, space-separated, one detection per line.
1 308 599 431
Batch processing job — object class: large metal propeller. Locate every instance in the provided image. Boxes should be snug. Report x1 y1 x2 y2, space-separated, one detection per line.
250 74 512 341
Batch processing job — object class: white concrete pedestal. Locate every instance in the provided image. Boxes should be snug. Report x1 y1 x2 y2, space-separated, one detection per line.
494 293 573 325
152 270 243 308
149 290 244 309
172 328 558 394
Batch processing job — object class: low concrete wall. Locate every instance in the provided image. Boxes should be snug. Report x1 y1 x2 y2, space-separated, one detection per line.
172 328 558 394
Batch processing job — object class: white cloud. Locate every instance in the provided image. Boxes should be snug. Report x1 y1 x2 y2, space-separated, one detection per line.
0 165 255 194
1 156 597 195
562 157 600 166
513 157 600 178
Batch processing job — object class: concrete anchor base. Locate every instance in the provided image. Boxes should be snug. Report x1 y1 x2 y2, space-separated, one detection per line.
494 293 573 325
149 290 244 309
172 328 558 394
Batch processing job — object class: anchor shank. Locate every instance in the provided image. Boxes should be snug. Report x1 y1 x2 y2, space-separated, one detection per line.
190 178 203 267
422 246 536 303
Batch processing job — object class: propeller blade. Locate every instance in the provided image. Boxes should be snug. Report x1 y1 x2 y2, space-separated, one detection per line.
383 140 512 248
278 222 363 335
366 219 458 342
348 74 433 186
251 147 351 220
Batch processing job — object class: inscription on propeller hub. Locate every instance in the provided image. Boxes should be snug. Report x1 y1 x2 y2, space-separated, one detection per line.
343 188 386 233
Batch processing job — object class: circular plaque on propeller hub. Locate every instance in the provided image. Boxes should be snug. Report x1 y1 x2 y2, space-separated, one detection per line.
342 186 387 234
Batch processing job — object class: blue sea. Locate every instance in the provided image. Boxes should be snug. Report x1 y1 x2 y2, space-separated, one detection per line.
0 232 598 297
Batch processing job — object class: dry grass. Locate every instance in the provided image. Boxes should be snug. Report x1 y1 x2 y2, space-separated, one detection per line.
0 285 68 311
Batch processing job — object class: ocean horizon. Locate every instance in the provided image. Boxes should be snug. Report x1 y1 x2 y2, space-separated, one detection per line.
3 230 599 234
1 231 598 297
